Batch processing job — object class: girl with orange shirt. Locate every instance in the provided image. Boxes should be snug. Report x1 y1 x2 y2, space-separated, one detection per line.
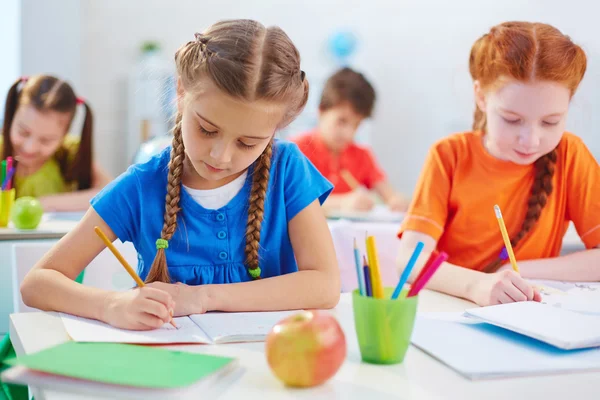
397 21 600 306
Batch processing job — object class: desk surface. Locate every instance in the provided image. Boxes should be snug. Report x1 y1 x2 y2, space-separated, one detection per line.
0 213 80 240
9 290 599 400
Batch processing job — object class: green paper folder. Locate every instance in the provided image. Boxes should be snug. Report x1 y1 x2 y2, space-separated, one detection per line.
5 342 235 389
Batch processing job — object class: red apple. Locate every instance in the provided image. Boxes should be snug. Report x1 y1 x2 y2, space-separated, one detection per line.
265 310 346 388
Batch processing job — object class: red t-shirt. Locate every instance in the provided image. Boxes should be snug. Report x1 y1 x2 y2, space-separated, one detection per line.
291 130 386 194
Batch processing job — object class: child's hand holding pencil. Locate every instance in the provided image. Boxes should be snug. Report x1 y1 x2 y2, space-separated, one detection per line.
469 269 542 306
342 190 375 212
463 205 544 306
102 287 178 331
340 170 374 211
94 226 178 331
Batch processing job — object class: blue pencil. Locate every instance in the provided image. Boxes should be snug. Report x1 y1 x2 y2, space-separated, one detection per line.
353 238 366 295
363 258 372 297
391 241 425 299
1 167 14 190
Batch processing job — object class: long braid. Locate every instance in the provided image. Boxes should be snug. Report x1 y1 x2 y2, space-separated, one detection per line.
145 114 185 283
467 22 582 273
244 141 273 279
483 149 558 273
169 22 307 281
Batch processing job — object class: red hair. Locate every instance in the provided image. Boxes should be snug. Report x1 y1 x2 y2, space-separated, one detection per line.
469 21 586 132
467 22 587 272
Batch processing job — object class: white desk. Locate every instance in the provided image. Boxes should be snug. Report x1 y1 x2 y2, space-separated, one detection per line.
9 291 600 400
0 220 77 241
0 215 588 335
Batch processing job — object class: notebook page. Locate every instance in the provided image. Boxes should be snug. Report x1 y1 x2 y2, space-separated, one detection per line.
412 314 600 380
531 279 600 315
60 313 211 344
464 302 600 350
189 310 301 343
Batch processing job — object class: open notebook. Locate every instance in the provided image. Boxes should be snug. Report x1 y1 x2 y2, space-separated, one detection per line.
60 310 299 344
412 313 600 380
463 301 600 350
532 279 600 315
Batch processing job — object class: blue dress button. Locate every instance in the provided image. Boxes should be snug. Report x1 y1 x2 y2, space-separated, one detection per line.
216 213 225 222
219 251 228 260
217 231 227 239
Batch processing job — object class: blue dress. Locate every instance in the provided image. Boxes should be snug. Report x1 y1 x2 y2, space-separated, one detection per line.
91 139 333 284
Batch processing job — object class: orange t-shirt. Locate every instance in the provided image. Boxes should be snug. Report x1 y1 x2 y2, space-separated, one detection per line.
398 131 600 271
291 130 386 194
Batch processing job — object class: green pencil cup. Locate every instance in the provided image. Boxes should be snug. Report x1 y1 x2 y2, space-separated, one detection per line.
0 189 15 227
352 287 418 365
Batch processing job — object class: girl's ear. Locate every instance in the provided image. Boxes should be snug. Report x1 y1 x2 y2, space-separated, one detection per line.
176 77 185 114
473 80 487 113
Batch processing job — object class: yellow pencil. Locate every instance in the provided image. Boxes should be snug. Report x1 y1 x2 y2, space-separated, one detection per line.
492 207 564 295
94 226 177 329
340 169 360 191
365 235 384 298
493 205 519 274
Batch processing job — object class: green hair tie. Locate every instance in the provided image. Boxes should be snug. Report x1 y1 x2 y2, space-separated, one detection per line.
156 239 169 250
248 267 261 279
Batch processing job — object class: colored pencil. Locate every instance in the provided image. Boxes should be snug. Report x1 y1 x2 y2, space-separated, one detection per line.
365 235 384 298
493 204 519 273
392 241 424 299
353 238 366 295
407 251 449 297
340 169 360 190
94 226 177 329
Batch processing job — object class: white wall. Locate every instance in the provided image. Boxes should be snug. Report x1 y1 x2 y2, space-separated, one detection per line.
21 0 82 87
0 0 21 113
0 0 83 135
78 0 600 193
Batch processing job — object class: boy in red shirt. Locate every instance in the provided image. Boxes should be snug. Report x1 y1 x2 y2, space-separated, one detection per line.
292 67 408 212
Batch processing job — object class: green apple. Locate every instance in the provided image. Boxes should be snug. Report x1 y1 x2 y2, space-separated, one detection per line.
11 196 44 229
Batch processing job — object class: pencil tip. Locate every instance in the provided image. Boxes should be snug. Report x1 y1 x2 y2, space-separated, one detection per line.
493 205 502 218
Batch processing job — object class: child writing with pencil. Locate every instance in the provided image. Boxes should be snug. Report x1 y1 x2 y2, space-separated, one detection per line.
292 67 409 213
396 21 600 306
1 75 111 211
21 19 340 330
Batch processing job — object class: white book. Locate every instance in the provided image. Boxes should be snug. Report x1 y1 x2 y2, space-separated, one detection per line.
463 301 600 350
531 279 600 316
412 313 600 380
60 310 299 344
1 364 243 400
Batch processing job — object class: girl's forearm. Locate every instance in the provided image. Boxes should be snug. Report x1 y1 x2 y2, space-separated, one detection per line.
21 269 111 320
397 249 483 302
197 269 341 312
515 249 600 281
